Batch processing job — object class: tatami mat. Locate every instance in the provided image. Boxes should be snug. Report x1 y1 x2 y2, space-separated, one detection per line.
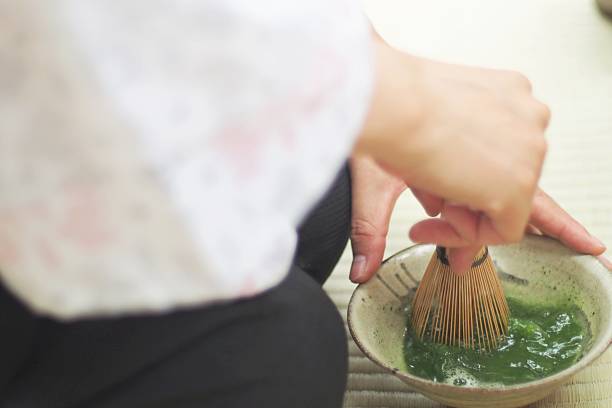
327 0 612 406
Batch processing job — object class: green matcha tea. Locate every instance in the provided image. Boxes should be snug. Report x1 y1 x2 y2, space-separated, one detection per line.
403 297 589 386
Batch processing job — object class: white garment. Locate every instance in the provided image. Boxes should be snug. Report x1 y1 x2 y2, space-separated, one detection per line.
0 0 373 318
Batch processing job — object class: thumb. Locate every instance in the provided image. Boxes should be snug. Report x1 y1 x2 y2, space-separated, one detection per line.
349 158 404 283
350 219 388 283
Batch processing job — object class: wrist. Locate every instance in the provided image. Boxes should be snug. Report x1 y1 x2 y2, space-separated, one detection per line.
355 42 425 164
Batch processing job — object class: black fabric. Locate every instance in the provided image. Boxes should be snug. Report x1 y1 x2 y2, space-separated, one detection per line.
0 165 352 408
0 285 37 397
295 164 352 285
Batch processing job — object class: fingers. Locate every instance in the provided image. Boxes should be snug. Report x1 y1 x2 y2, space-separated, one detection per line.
410 189 607 254
349 157 405 283
409 218 470 247
440 204 479 242
532 101 552 128
525 224 543 235
597 255 612 272
443 204 507 245
448 246 482 276
409 189 608 278
350 221 388 283
409 203 505 247
411 189 443 216
529 189 606 255
358 57 550 251
407 213 485 275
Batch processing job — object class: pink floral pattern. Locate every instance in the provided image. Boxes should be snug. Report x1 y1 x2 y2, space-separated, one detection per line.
0 0 372 318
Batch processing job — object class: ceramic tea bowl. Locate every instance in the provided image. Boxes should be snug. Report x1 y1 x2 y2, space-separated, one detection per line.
347 235 612 408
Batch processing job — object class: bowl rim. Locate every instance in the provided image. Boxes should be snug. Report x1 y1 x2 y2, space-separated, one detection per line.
347 235 612 393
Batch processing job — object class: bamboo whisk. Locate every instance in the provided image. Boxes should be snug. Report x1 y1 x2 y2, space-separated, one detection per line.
411 246 509 350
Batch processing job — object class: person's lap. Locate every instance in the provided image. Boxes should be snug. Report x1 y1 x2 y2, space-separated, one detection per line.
0 165 351 408
0 266 347 408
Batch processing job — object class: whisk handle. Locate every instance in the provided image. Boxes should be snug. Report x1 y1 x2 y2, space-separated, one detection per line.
435 246 450 265
435 246 489 268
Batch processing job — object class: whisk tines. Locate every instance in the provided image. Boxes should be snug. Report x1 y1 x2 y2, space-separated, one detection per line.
411 246 509 350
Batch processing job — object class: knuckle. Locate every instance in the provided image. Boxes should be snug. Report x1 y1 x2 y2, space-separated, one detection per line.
535 137 548 158
507 70 532 90
529 101 551 128
484 200 525 243
516 167 538 193
538 102 552 125
485 198 506 218
528 133 548 160
350 218 381 239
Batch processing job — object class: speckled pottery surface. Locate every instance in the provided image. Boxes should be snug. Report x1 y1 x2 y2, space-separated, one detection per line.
347 235 612 408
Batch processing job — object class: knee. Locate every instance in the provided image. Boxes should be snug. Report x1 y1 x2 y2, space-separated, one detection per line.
265 269 348 406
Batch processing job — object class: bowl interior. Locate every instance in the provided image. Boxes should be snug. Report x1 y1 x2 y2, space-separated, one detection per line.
348 235 612 389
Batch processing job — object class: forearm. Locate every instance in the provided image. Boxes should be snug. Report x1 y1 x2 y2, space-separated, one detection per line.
354 38 425 168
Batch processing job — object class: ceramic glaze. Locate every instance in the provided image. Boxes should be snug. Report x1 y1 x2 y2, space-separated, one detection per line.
348 236 612 408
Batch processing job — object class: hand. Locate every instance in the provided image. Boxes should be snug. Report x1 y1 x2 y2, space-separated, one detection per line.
408 189 607 274
349 156 404 282
349 157 607 282
347 156 450 282
356 39 549 250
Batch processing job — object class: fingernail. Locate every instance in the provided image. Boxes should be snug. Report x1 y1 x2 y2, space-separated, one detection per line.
350 255 367 283
597 255 612 271
590 234 606 251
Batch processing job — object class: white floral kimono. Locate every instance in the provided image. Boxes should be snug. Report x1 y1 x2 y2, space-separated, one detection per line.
0 0 373 318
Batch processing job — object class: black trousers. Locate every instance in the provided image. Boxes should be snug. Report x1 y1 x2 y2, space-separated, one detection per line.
0 166 352 408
